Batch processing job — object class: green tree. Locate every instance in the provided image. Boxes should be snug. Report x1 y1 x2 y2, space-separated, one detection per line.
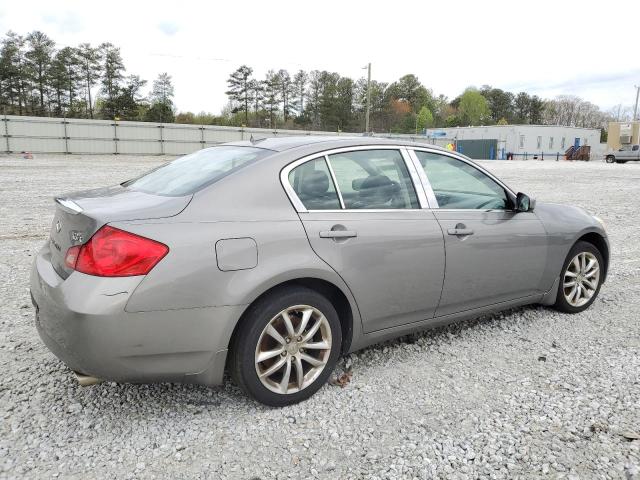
479 86 514 124
25 31 54 115
55 47 81 117
458 88 490 125
225 65 253 125
145 72 173 122
291 70 307 117
514 92 531 123
0 32 29 115
387 74 433 113
99 42 124 119
276 69 293 121
262 70 280 128
416 106 434 131
77 43 101 118
335 76 354 131
117 74 147 120
529 95 544 124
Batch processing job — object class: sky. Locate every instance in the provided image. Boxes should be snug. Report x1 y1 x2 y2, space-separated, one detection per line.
1 0 639 114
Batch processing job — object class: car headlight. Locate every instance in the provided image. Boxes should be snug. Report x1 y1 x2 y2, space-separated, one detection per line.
592 215 606 230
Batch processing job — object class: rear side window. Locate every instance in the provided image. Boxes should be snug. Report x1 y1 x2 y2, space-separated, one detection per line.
288 157 341 210
123 146 272 196
327 149 419 209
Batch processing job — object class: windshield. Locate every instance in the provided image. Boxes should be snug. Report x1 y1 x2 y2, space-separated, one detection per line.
123 146 273 196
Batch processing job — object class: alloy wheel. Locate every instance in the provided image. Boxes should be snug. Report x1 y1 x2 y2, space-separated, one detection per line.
563 251 600 307
254 305 332 395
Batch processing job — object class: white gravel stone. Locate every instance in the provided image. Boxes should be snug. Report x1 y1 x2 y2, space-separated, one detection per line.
0 154 639 479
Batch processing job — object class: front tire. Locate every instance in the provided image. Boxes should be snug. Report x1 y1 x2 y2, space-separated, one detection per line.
553 241 603 313
230 286 341 406
605 155 615 164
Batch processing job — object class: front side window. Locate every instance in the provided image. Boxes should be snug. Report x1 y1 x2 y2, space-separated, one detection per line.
288 157 341 210
414 151 510 210
327 149 419 209
124 146 272 196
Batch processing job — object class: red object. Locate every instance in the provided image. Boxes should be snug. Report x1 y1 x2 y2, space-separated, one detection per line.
65 225 169 277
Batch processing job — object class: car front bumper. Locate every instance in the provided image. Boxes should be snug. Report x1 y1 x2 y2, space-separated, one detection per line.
30 243 246 386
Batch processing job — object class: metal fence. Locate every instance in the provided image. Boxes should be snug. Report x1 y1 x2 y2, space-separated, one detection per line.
1 115 449 155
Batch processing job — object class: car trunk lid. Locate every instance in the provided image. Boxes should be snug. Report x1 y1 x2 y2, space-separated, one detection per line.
49 185 191 278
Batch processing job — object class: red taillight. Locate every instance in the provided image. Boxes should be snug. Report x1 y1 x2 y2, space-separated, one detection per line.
65 225 169 277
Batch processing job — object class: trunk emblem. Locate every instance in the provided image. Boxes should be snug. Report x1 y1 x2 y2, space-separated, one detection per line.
56 220 62 233
70 231 84 244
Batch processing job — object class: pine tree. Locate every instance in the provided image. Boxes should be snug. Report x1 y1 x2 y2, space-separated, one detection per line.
262 70 280 128
291 70 307 117
77 43 101 118
99 42 124 119
56 47 80 116
25 31 54 115
225 65 253 125
276 69 292 121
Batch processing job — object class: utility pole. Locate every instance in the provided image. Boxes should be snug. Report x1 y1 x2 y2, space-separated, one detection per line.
634 85 640 121
363 63 371 133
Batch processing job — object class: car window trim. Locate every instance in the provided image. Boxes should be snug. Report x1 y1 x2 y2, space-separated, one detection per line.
407 147 517 211
323 154 346 209
280 145 429 213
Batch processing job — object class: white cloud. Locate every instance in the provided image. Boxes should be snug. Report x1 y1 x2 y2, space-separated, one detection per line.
1 0 639 113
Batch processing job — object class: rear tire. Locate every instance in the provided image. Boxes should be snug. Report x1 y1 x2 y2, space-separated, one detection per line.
553 241 603 314
230 286 341 406
605 156 615 164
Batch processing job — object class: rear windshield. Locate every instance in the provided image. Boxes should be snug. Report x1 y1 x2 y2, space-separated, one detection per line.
123 146 273 196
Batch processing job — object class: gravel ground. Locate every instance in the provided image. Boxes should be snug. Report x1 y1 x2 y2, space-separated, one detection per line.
1 154 639 479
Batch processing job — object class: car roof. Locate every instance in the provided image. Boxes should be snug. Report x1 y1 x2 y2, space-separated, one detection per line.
225 135 450 154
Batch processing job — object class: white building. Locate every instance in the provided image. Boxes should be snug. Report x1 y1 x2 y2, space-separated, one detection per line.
426 125 601 160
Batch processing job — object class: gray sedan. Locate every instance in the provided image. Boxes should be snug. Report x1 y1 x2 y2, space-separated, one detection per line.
30 137 609 406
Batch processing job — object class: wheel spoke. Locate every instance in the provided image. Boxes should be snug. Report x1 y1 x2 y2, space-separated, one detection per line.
294 356 304 390
565 270 577 278
580 253 587 272
582 278 597 290
585 266 599 278
301 316 324 343
281 311 296 337
301 340 330 350
256 347 284 363
279 357 292 394
299 352 324 367
266 324 287 346
296 308 313 336
259 356 286 378
572 257 580 272
564 280 576 288
585 258 596 273
568 285 579 303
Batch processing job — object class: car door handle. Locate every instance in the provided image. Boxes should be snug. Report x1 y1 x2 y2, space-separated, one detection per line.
447 228 474 236
319 230 358 239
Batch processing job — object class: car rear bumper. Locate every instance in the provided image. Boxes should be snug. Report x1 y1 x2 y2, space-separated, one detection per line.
30 243 245 386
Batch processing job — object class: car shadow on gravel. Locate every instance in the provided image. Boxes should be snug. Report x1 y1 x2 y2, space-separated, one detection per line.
34 303 551 417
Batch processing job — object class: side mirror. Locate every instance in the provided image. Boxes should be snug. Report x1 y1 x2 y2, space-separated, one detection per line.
516 192 535 212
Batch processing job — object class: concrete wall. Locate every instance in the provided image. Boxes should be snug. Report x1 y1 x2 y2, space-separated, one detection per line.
0 115 446 156
1 114 602 160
